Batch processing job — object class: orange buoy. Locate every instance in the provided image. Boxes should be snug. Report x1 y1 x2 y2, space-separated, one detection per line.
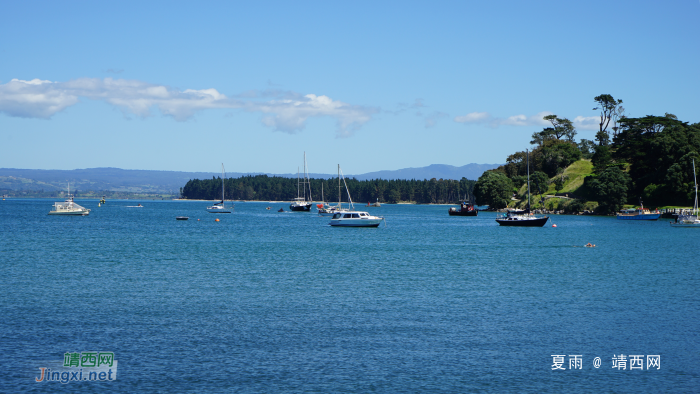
215 218 220 222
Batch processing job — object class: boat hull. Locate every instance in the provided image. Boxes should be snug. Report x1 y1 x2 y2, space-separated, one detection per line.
329 220 382 227
448 209 477 216
48 210 90 216
290 204 311 211
207 209 231 213
495 216 549 227
616 214 660 220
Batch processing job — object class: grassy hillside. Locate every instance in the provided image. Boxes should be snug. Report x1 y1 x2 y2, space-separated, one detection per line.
512 159 597 211
546 159 593 196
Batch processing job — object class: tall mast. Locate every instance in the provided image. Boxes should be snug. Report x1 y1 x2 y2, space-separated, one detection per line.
338 164 342 209
221 163 225 203
527 149 531 212
303 151 311 202
297 167 300 199
693 159 698 214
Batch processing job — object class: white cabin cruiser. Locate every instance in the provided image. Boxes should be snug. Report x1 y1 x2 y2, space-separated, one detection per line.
328 165 384 227
330 211 384 227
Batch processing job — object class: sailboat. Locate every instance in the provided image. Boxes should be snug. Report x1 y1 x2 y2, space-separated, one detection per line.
671 159 700 227
290 152 313 211
318 165 350 216
496 149 549 227
316 182 335 216
207 164 232 213
49 183 91 216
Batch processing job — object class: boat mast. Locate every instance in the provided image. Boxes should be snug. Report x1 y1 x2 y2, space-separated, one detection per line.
339 166 354 209
693 159 698 215
527 149 531 212
303 151 312 202
221 163 225 205
297 167 300 199
338 164 342 210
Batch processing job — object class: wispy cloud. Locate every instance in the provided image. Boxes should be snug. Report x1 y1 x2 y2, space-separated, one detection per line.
425 111 448 128
0 78 378 137
105 68 124 74
454 111 553 128
455 111 601 131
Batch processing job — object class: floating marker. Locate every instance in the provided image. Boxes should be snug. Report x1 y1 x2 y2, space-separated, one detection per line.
552 224 557 227
215 218 220 222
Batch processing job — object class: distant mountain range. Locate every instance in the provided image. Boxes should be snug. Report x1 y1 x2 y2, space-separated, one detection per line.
0 163 501 193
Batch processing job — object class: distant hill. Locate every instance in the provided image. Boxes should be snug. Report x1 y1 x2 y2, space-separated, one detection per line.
0 163 501 193
354 163 502 181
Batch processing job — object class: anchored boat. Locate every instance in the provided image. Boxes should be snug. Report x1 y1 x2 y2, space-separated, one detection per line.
449 200 478 216
49 184 90 216
329 165 384 227
496 149 548 227
290 152 313 211
616 198 660 220
671 159 699 227
207 164 232 213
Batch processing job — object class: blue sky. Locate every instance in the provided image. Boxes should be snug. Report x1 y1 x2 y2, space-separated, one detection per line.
1 1 699 174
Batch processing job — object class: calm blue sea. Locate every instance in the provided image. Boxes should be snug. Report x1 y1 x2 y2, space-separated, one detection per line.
1 199 698 393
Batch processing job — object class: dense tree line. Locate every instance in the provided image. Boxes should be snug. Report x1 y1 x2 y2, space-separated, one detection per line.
182 175 476 204
474 94 700 213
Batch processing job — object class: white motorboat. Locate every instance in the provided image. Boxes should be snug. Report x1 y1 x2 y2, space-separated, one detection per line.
671 159 699 228
290 152 313 211
328 165 384 227
330 211 384 227
49 184 90 216
207 164 232 213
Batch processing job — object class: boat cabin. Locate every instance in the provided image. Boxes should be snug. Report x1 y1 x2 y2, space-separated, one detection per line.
332 212 372 219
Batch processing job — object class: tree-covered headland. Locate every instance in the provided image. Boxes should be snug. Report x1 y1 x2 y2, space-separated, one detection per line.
181 176 476 205
474 94 700 213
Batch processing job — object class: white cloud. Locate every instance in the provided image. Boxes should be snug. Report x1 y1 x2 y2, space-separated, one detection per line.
572 116 599 130
454 111 553 128
454 111 490 123
0 79 78 118
0 78 378 137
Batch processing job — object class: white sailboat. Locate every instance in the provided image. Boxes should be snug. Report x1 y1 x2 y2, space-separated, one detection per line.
48 183 90 216
318 165 350 216
290 152 313 211
207 164 232 213
671 159 699 227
